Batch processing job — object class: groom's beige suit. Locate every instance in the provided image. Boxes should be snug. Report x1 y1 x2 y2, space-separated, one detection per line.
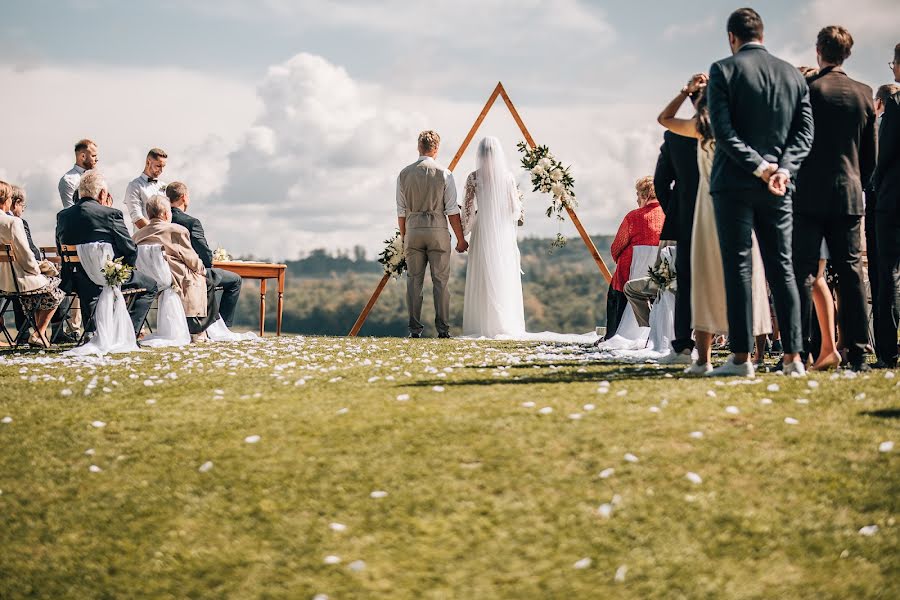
396 156 458 336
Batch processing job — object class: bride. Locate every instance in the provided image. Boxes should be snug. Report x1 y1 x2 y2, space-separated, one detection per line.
461 137 526 338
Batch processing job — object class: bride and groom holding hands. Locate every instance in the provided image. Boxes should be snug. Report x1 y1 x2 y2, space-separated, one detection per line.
396 130 525 339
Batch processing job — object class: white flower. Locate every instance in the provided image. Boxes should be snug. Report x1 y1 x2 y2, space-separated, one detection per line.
550 182 566 198
549 168 564 182
537 157 553 170
531 165 546 177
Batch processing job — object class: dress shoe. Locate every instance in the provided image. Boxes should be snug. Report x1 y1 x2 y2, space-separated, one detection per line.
684 361 713 376
848 360 871 373
438 332 452 339
770 339 783 354
408 332 422 339
660 350 692 365
54 331 80 344
872 359 897 370
707 355 755 378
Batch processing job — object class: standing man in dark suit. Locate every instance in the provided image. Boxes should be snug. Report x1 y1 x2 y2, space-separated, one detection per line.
165 182 242 327
56 170 158 335
707 8 814 377
653 130 700 364
871 45 900 368
793 26 876 371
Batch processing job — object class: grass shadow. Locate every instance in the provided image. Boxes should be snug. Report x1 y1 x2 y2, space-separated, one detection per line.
859 408 900 420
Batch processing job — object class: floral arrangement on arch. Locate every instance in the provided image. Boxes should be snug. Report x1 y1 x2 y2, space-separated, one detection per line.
648 255 677 293
517 141 577 250
378 230 407 279
101 257 133 287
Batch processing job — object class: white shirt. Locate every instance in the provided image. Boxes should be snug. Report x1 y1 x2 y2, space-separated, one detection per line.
58 164 85 209
124 173 167 224
396 156 459 218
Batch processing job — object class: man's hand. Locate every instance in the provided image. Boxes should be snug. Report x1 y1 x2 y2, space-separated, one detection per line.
134 217 149 229
455 239 469 253
759 163 778 183
768 172 790 197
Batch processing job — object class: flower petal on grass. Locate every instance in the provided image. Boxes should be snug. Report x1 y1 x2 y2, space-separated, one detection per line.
370 490 388 499
538 407 553 415
396 394 410 401
348 560 366 572
323 555 341 565
89 465 102 473
624 453 639 463
614 565 628 583
858 525 879 536
597 504 613 519
689 431 704 439
91 421 106 428
685 472 703 485
198 461 214 473
329 522 347 532
432 386 445 392
725 406 740 415
521 401 536 408
244 435 261 444
573 557 592 569
784 417 799 425
599 468 615 479
1 416 12 424
878 441 894 453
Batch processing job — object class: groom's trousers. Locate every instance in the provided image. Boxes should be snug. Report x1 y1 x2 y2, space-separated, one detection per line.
405 227 451 336
713 189 802 354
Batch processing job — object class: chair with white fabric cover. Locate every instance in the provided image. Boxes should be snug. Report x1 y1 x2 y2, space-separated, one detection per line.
599 244 657 350
135 244 191 347
647 245 677 352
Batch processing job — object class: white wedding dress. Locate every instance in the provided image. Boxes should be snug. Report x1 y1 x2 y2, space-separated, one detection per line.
460 137 597 344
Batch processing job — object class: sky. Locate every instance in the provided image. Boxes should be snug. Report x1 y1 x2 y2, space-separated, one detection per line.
1 0 896 261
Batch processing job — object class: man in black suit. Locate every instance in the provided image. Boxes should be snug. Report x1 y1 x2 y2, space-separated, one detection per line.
654 130 700 363
165 182 242 326
55 170 158 335
871 45 900 368
793 26 876 371
707 8 814 377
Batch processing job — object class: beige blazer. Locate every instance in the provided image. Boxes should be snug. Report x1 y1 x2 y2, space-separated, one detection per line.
133 220 208 317
0 212 50 293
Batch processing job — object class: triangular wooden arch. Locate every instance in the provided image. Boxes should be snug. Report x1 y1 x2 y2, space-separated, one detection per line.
349 82 612 337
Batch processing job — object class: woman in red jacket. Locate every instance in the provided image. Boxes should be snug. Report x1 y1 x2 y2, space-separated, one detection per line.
604 176 665 337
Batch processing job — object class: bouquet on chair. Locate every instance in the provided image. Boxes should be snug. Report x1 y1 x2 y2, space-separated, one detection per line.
213 248 231 262
101 257 133 287
648 255 677 293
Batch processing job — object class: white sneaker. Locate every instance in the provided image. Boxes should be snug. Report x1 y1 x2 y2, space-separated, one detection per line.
660 350 693 365
684 361 713 376
707 355 755 378
782 360 807 377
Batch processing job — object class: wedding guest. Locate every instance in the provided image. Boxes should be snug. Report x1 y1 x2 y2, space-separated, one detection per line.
658 75 772 374
124 148 168 230
870 44 900 368
166 182 242 327
58 139 98 209
133 195 219 340
56 170 158 335
607 177 664 337
653 122 699 364
793 26 876 372
706 8 814 377
0 180 63 347
866 82 900 360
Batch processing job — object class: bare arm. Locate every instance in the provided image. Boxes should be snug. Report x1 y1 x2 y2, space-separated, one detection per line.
658 74 705 139
398 216 406 238
448 214 467 252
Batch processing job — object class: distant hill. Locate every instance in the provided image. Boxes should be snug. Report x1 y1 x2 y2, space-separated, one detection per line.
232 235 617 336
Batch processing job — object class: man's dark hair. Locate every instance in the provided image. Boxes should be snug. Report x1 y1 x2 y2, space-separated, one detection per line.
817 26 853 65
165 181 187 203
147 147 168 160
727 8 764 43
895 42 900 62
876 83 900 104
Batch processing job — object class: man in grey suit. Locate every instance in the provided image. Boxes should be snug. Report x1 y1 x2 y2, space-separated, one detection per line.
396 131 468 338
707 8 814 377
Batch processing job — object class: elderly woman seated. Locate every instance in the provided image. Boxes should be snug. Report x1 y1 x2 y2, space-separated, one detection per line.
132 194 219 340
0 180 64 347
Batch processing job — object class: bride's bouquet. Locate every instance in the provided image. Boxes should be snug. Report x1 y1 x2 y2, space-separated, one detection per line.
648 255 677 293
101 257 133 287
378 230 407 279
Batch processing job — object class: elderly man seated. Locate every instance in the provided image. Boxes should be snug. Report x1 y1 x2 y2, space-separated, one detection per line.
133 194 219 340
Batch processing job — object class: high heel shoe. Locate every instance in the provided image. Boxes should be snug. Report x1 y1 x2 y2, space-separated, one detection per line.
28 332 51 349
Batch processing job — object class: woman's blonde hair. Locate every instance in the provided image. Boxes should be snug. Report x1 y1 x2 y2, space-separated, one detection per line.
635 175 656 201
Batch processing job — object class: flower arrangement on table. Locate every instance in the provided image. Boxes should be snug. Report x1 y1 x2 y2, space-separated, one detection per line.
378 230 407 279
101 257 133 287
517 141 576 250
648 255 677 293
213 248 231 262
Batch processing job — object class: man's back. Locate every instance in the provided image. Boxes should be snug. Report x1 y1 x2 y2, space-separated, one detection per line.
171 207 214 268
56 198 137 265
655 131 700 242
398 158 447 229
795 67 876 215
875 90 900 217
708 44 813 193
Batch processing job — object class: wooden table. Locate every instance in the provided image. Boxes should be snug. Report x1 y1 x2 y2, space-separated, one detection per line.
213 261 287 336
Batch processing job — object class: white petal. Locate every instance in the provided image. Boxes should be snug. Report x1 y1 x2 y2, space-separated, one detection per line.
91 420 106 428
348 560 366 572
767 383 780 392
858 525 879 536
336 408 349 415
878 441 894 453
624 453 639 463
329 522 347 532
323 555 341 564
706 390 717 398
583 404 596 411
573 557 592 569
725 406 740 415
396 394 410 401
649 406 660 413
685 472 703 484
0 416 12 424
84 448 95 456
89 465 102 473
538 406 553 415
521 401 536 408
568 413 582 420
244 435 261 444
61 389 72 396
370 490 388 499
198 461 214 473
784 417 799 425
807 380 819 388
146 399 156 405
599 468 615 479
689 431 704 439
760 398 773 405
597 503 613 519
432 386 445 392
614 565 628 582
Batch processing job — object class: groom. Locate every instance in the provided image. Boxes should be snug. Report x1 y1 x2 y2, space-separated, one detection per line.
396 130 468 338
707 8 814 377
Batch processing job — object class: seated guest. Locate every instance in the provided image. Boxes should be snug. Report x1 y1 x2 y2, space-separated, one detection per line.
133 195 220 340
58 139 99 209
606 176 665 337
56 170 158 336
0 180 64 347
166 182 241 327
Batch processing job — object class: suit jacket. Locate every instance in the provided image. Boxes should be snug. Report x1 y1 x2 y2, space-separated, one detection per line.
55 197 138 290
133 220 208 317
171 207 214 269
19 218 42 262
0 212 50 293
653 131 700 242
707 44 814 194
794 67 876 216
874 90 900 219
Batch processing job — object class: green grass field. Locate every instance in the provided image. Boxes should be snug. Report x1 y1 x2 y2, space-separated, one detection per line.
1 337 897 599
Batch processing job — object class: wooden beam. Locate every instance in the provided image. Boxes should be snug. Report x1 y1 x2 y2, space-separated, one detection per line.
448 82 503 172
348 272 391 337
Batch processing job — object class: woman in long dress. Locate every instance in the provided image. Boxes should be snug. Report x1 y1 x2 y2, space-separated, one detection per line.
657 74 772 374
461 137 526 338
